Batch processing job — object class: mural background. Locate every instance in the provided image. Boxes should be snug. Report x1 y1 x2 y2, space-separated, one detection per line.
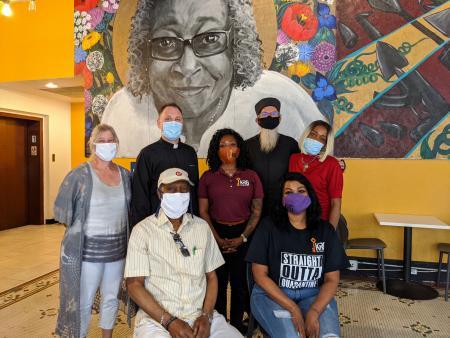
75 0 449 159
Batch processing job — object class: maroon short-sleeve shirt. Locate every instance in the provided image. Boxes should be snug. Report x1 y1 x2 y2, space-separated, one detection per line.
198 169 264 223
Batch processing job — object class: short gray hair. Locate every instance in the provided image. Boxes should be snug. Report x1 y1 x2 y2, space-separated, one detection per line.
127 0 263 98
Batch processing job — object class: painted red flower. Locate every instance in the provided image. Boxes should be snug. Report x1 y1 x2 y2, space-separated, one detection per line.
74 62 93 89
281 4 319 41
75 0 99 12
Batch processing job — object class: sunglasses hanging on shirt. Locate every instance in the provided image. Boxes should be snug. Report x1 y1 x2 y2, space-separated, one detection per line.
171 232 191 257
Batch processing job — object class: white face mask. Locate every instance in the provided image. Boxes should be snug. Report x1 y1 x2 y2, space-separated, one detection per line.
160 192 190 219
94 143 117 161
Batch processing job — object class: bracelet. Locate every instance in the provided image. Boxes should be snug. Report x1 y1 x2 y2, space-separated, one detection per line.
164 315 178 330
200 311 213 323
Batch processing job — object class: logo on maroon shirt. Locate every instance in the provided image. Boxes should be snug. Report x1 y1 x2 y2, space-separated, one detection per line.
236 178 249 186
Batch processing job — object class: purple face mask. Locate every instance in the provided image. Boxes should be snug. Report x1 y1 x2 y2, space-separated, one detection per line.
283 193 311 214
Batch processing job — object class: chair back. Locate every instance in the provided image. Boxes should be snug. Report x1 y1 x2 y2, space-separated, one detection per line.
337 214 349 248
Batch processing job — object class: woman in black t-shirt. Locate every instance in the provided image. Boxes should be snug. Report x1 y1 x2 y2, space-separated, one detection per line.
246 172 349 338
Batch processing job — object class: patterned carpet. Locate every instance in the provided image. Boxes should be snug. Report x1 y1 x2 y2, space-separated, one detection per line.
0 272 449 338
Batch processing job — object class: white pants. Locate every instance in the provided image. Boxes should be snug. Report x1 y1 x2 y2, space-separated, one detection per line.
80 259 125 337
133 311 243 338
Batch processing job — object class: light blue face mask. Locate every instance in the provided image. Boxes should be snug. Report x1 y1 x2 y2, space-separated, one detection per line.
303 137 324 155
162 121 183 141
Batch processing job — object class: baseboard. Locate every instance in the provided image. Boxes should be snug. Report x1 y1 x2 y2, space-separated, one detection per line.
342 255 447 284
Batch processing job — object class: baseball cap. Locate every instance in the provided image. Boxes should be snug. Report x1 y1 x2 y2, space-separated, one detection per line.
158 168 194 188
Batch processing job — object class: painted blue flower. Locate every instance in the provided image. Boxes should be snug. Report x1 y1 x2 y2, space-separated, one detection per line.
312 73 337 102
75 47 87 63
317 3 336 29
297 43 314 62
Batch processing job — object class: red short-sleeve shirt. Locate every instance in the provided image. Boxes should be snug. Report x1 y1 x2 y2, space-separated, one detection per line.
198 168 264 223
289 153 343 221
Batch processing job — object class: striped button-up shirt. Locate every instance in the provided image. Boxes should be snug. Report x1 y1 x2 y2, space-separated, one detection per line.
124 211 224 326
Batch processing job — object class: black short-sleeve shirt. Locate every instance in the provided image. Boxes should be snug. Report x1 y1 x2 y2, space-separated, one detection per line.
246 217 349 289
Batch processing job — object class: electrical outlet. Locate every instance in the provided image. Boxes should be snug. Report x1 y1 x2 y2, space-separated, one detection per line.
411 268 418 275
349 260 358 271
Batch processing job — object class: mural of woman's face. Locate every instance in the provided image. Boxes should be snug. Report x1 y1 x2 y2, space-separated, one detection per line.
148 0 233 120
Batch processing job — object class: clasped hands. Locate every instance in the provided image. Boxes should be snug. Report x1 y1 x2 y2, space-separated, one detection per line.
217 236 243 253
168 314 210 338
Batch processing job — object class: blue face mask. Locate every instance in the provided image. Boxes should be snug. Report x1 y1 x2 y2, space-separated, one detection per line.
303 137 324 155
162 121 183 141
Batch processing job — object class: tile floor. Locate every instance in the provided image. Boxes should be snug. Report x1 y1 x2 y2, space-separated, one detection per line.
0 224 64 293
0 225 449 338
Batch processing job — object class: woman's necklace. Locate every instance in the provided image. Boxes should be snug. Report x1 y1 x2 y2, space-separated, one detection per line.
300 154 318 171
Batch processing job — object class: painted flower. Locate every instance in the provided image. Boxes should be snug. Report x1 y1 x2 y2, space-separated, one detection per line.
95 12 114 32
88 7 104 29
74 11 92 47
82 31 101 50
106 72 115 84
75 0 98 12
102 0 120 14
92 95 109 119
281 4 319 41
288 62 312 78
274 43 299 68
86 50 105 71
297 43 314 62
312 73 337 102
317 3 336 29
75 62 94 89
277 30 290 45
75 47 87 63
311 41 336 73
84 90 93 111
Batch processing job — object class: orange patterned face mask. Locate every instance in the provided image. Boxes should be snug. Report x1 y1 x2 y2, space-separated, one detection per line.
218 146 240 164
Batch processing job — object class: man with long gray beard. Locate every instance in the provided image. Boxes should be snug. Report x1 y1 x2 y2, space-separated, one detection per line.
245 98 299 217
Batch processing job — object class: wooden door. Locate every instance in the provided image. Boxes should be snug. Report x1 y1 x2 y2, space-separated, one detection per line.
0 116 29 229
0 114 43 230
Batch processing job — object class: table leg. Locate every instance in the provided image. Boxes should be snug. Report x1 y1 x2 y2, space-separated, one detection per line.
376 226 439 300
403 227 412 282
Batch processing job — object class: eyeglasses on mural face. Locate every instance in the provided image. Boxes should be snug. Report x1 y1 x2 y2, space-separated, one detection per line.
171 232 190 257
149 29 231 61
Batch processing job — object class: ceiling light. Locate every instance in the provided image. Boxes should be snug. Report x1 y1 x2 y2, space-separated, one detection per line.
45 82 59 89
1 1 13 17
28 0 36 11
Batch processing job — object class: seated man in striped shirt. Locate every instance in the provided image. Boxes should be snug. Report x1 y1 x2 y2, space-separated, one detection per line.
125 168 242 338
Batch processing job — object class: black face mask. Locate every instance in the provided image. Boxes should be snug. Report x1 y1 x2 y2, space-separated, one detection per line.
258 117 280 130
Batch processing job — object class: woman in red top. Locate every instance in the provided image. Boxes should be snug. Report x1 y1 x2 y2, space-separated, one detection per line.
289 120 343 228
199 128 263 333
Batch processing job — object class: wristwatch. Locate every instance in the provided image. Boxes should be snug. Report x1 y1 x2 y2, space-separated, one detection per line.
240 233 248 243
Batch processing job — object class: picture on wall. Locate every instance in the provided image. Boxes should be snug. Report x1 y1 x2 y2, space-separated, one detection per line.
75 0 449 159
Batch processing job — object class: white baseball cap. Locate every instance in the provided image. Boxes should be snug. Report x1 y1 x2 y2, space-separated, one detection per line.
158 168 194 188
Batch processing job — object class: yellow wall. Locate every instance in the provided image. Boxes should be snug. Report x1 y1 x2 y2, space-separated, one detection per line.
71 103 450 262
0 0 74 82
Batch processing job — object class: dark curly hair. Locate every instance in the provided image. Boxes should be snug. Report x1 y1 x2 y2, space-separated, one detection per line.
206 128 250 172
271 172 322 230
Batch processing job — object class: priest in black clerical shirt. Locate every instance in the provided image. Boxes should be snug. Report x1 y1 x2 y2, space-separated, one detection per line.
245 98 299 217
131 104 199 226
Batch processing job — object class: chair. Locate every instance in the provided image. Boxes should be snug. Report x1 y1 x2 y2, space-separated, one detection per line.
337 214 387 293
437 243 450 301
246 263 270 338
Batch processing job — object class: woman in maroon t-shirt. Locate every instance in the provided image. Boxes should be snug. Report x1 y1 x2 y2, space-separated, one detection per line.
199 128 264 333
289 120 343 228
